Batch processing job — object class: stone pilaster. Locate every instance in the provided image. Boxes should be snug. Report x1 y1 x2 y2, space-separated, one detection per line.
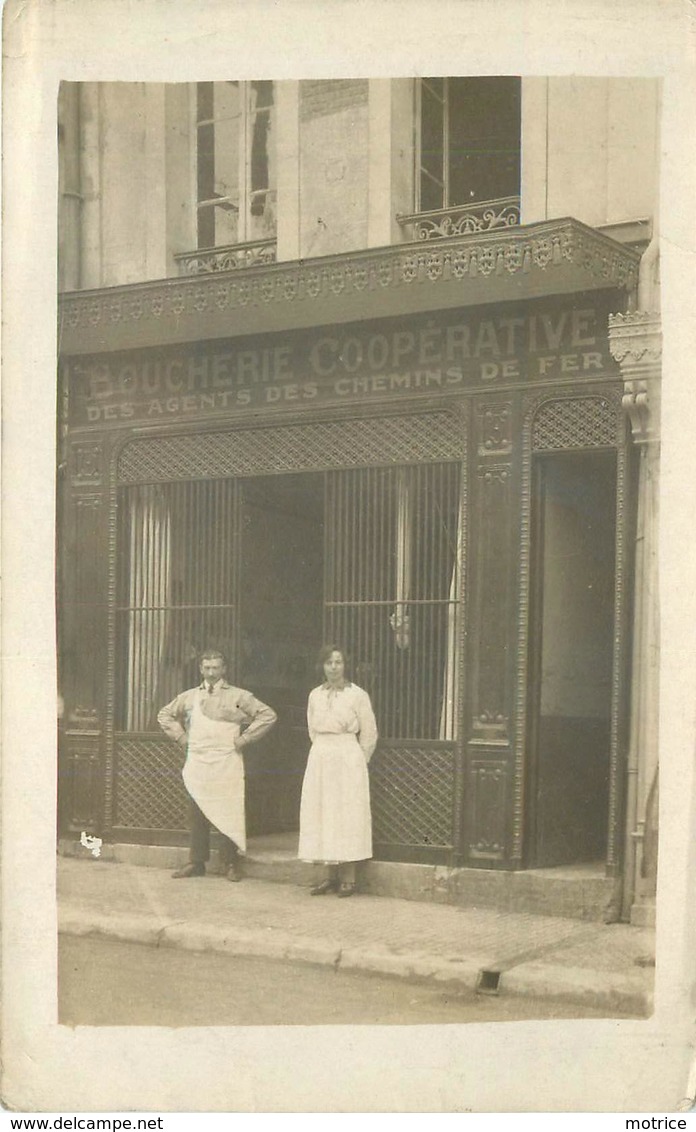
609 311 661 927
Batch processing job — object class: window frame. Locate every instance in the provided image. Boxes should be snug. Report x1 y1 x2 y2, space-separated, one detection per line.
415 76 521 214
194 80 276 251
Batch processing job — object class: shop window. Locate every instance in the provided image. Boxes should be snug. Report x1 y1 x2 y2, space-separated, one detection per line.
115 479 241 731
415 77 521 225
115 464 461 743
325 463 461 741
196 81 276 250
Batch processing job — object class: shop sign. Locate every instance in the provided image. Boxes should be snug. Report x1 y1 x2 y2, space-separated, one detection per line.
63 295 620 427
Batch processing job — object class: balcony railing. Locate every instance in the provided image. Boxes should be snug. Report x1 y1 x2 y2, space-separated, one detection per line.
397 196 521 242
175 238 277 276
59 219 642 356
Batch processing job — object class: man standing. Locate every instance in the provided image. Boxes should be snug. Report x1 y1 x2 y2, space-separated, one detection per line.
158 649 277 881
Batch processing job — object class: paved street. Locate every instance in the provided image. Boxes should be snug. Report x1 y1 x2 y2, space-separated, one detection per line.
59 936 624 1027
57 857 654 1017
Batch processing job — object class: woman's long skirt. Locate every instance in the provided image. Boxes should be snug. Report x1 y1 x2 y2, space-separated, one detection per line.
298 732 373 863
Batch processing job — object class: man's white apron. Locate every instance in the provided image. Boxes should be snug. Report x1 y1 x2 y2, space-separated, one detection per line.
182 692 246 852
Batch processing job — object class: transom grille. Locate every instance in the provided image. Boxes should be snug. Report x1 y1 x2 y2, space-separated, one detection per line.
117 412 464 483
532 397 618 451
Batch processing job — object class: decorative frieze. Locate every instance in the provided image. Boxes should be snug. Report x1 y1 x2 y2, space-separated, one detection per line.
478 404 512 456
70 441 103 486
62 725 102 831
468 761 508 859
469 439 514 754
609 310 661 444
67 706 100 729
477 464 510 485
608 310 662 369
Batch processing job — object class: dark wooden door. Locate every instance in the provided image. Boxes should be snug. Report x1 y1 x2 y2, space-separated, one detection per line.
527 450 617 867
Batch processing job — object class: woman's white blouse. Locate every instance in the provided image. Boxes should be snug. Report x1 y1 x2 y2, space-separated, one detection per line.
307 683 378 761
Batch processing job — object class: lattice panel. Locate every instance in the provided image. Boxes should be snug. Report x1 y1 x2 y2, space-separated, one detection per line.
532 398 618 451
114 734 189 829
370 744 455 848
118 414 464 483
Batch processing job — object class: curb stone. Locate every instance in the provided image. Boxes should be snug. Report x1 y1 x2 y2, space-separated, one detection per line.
58 903 650 1015
501 961 652 1014
160 922 295 961
59 908 165 947
285 937 343 966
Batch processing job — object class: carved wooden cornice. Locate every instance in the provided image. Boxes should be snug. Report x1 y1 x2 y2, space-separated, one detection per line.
59 218 641 357
608 311 661 443
608 311 662 370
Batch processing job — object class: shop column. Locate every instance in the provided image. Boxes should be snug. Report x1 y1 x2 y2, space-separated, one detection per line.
609 310 661 927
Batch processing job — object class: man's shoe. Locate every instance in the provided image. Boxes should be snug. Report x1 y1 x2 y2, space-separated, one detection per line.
225 860 243 882
310 878 338 896
171 863 205 878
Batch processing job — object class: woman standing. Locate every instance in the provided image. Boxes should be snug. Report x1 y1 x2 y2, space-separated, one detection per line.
298 645 378 897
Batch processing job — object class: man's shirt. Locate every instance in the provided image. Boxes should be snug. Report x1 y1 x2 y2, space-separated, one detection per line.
157 681 277 749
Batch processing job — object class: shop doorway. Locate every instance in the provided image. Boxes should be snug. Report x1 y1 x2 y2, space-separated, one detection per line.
238 473 324 835
113 456 462 845
526 450 617 868
240 463 461 837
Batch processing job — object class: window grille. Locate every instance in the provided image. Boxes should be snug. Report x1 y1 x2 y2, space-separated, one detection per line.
115 479 240 731
115 464 462 741
324 463 462 741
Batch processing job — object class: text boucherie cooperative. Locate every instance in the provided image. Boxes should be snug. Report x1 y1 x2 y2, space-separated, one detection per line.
65 306 616 422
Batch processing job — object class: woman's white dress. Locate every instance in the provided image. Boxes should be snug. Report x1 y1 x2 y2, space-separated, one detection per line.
298 682 378 863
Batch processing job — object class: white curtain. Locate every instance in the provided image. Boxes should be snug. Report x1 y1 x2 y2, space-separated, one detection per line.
439 515 461 741
126 485 171 730
390 468 412 650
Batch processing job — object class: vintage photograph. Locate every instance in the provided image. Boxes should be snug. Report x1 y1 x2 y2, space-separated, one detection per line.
55 75 661 1030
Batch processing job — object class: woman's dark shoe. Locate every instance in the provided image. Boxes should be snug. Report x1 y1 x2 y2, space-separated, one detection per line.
310 878 338 895
225 860 244 882
172 863 205 878
337 882 356 898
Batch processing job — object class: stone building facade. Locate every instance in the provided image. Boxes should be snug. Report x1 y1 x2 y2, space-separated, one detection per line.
57 77 661 924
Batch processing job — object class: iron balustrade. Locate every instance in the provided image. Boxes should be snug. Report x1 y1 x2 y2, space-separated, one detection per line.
397 196 521 241
175 238 277 276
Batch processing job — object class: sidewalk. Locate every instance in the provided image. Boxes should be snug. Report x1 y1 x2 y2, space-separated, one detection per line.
57 854 655 1016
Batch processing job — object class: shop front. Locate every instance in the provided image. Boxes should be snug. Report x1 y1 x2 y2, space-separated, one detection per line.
58 223 640 876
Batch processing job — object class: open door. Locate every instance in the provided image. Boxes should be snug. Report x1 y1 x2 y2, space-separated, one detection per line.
527 450 617 867
238 473 324 835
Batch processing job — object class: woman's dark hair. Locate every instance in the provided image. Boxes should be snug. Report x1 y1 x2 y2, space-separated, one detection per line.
316 644 351 682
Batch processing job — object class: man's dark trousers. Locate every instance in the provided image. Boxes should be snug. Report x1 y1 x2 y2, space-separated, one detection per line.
188 796 240 868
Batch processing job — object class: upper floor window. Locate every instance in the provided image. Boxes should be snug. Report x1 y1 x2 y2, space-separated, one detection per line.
417 77 521 212
196 81 276 249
